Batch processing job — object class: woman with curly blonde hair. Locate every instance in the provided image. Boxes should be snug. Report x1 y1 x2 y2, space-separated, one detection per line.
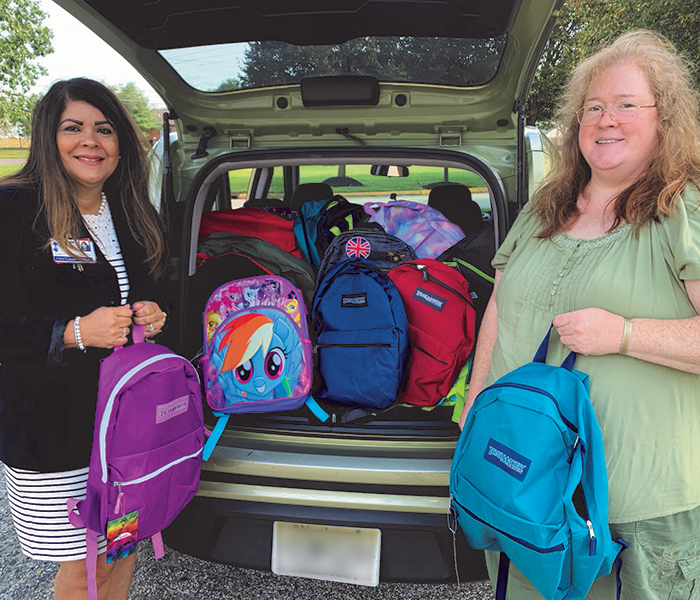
460 31 700 599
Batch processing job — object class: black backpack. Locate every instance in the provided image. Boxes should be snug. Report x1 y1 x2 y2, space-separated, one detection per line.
437 224 495 334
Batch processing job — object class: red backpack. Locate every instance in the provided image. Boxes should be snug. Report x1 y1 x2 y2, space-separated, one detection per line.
199 207 302 259
388 259 476 407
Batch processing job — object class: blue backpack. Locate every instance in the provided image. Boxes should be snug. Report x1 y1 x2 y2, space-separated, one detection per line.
449 327 624 600
311 258 410 409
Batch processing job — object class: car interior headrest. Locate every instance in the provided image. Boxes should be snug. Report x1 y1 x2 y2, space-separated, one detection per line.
291 182 334 212
428 183 484 236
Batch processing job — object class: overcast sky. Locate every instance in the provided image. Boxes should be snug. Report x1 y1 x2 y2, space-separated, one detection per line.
32 0 165 107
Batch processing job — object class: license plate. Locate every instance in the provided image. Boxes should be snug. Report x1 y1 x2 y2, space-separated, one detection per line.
272 521 381 586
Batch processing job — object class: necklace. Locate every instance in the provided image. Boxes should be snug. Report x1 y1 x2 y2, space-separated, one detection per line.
82 193 121 257
94 192 107 216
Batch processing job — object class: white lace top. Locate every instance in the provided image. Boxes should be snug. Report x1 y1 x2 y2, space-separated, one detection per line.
82 194 130 305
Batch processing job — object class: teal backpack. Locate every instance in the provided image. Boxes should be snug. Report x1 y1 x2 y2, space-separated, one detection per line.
449 327 625 600
293 195 376 271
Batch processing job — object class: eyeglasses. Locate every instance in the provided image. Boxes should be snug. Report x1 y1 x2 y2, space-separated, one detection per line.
576 103 657 126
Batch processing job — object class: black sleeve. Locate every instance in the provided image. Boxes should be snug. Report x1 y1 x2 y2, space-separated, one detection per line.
0 188 70 366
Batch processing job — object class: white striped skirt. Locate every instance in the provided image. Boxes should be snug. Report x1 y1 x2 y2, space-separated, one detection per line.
4 465 107 561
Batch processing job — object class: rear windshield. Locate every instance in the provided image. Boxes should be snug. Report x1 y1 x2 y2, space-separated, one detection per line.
160 35 507 92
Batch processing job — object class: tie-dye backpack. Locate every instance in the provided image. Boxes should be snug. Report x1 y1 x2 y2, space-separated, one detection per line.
200 275 313 459
364 199 466 259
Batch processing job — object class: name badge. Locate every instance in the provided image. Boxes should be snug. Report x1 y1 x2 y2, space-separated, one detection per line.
51 238 97 264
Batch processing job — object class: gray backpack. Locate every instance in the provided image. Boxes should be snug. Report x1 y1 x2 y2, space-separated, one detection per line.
315 228 417 290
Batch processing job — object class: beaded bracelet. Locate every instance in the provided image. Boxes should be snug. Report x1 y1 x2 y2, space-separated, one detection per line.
74 316 86 352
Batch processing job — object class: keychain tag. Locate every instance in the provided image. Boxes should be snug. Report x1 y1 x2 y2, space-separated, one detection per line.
51 238 97 264
106 510 138 563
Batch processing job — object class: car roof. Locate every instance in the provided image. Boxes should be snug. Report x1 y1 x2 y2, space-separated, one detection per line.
61 0 524 50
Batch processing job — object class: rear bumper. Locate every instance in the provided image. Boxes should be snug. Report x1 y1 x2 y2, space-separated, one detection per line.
164 496 488 583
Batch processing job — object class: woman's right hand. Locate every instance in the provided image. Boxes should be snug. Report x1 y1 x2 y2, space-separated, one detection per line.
72 305 134 348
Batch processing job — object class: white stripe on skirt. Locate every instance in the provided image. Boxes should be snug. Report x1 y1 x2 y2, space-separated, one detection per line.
5 466 107 561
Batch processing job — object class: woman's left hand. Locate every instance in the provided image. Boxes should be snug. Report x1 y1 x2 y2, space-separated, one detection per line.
132 301 166 338
552 308 624 355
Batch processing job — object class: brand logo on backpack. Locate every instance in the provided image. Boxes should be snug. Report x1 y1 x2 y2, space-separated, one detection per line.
156 395 190 424
341 293 367 308
484 438 531 482
412 287 446 312
345 237 371 259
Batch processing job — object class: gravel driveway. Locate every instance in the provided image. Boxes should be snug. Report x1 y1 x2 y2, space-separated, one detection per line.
0 470 492 600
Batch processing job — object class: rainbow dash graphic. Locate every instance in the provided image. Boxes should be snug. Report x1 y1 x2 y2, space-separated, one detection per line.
200 275 313 460
208 308 305 405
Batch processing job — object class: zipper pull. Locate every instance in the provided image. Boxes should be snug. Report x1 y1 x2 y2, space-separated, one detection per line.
567 436 580 464
586 519 597 556
417 264 428 281
114 483 124 515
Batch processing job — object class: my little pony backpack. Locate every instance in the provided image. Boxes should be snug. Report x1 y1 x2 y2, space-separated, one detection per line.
200 275 313 459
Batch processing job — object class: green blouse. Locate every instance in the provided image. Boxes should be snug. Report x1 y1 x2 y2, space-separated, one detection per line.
490 187 700 523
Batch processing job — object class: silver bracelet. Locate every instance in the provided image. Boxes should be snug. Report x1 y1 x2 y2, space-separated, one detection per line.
74 316 86 352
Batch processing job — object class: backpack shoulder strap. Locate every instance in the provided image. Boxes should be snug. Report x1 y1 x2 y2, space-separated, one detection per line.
86 529 99 600
202 414 230 460
533 324 576 371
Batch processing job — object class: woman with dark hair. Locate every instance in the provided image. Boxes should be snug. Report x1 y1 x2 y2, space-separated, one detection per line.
0 78 168 599
458 31 700 599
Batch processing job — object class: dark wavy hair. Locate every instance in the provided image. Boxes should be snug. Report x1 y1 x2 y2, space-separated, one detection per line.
534 31 700 238
3 77 167 278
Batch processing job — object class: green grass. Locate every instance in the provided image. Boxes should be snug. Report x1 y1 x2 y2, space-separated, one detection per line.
0 165 22 178
228 165 486 197
0 147 29 159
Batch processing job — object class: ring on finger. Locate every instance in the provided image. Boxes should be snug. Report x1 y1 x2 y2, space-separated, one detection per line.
147 324 155 333
121 327 128 338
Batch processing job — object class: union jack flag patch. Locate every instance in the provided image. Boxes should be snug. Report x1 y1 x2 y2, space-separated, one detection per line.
345 236 371 259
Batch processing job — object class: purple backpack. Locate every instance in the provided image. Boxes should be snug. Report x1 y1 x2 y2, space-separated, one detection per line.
67 326 206 600
199 275 313 459
364 199 466 258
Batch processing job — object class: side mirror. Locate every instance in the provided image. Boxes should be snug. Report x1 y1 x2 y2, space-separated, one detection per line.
370 165 409 177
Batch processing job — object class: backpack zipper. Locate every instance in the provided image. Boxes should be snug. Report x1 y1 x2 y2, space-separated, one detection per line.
316 342 391 349
451 496 566 553
577 447 597 556
483 382 579 433
586 519 597 555
111 449 204 489
411 342 448 365
413 263 474 307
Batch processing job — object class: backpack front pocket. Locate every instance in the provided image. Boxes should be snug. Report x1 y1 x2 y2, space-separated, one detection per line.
107 428 204 538
402 325 460 406
316 327 404 408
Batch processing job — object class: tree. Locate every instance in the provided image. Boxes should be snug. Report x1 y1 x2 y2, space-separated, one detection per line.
0 0 53 130
110 82 159 135
14 92 41 146
212 78 240 92
526 0 700 126
525 2 588 126
239 37 504 89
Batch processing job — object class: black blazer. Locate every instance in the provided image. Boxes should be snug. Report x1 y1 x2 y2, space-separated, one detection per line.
0 185 164 472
